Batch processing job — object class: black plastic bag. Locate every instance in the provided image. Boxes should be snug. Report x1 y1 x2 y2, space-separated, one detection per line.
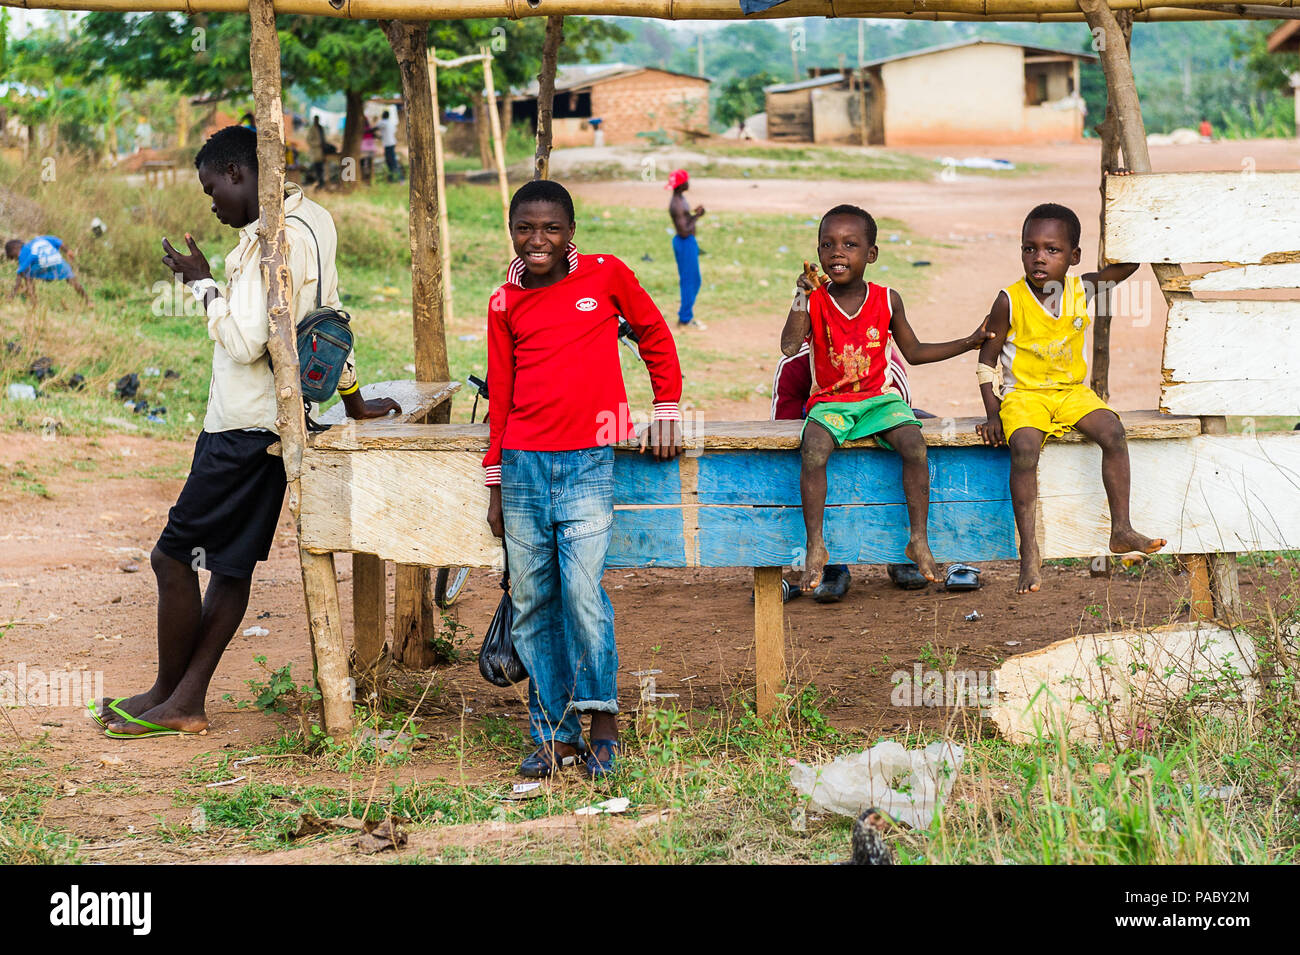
478 565 527 687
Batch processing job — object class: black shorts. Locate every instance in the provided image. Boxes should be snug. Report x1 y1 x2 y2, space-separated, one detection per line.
156 430 288 579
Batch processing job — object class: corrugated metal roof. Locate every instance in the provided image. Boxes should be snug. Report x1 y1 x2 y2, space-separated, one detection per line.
515 63 711 98
763 72 847 94
859 39 1098 69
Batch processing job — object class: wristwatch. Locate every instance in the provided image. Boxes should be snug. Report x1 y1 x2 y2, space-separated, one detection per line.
188 278 219 304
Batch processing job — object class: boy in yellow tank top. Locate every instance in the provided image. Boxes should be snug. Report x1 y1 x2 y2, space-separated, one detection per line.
975 202 1165 594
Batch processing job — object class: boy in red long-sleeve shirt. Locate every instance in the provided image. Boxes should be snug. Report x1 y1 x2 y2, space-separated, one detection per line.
484 180 683 779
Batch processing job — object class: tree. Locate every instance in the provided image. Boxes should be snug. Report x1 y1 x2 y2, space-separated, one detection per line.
714 70 777 130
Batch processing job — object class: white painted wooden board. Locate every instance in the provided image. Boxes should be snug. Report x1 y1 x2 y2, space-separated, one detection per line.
1184 262 1300 292
299 449 503 568
1104 171 1300 265
1161 300 1300 415
1039 433 1300 558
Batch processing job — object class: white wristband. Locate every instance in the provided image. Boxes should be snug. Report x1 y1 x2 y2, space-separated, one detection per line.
188 278 218 304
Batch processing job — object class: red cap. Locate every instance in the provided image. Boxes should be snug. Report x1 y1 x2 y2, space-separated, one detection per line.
665 168 689 190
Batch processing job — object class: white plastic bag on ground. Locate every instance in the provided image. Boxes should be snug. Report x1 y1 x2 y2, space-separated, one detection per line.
789 740 964 828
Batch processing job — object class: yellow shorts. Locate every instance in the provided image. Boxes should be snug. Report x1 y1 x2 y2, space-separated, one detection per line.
999 385 1112 442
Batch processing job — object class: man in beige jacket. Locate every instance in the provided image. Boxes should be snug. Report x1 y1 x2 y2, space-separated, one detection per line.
92 125 398 738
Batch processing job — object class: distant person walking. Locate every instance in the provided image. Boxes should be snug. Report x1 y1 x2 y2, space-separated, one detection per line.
378 110 404 183
309 116 329 187
667 168 705 330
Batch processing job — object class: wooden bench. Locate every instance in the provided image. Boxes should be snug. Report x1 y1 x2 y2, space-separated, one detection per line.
295 410 1300 713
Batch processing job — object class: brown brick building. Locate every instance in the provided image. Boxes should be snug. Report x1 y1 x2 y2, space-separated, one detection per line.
513 63 710 147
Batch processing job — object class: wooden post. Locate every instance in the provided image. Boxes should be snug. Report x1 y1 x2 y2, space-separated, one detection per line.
1082 1 1242 622
1183 555 1214 620
351 552 388 698
383 21 451 670
754 566 786 717
382 21 449 386
428 53 454 324
482 47 513 262
393 563 437 669
533 15 564 181
1089 8 1132 403
249 0 352 739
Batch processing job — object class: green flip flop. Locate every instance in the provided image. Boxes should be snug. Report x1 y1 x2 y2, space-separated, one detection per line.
87 696 128 729
103 716 201 740
102 702 203 739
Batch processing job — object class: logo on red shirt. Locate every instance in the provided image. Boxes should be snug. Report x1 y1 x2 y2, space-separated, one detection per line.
576 297 597 312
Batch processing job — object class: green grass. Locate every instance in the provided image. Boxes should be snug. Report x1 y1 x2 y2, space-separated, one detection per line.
0 741 81 865
558 142 1046 184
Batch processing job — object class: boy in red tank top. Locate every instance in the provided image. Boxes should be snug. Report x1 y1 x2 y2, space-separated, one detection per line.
780 205 992 590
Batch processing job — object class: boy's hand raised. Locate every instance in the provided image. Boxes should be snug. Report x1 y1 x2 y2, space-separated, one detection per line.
639 419 683 461
162 234 213 285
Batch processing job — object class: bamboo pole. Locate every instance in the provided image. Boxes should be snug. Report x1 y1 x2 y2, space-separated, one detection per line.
533 15 564 181
1089 8 1132 404
482 47 512 263
2 0 1286 23
428 53 453 323
249 0 353 739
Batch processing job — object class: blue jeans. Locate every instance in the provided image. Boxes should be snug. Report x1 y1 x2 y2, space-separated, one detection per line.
672 234 701 324
500 447 618 745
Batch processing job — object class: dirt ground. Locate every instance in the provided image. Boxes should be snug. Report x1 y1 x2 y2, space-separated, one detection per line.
3 139 1295 859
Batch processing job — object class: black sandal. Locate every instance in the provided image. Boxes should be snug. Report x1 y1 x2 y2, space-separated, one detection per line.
518 741 585 778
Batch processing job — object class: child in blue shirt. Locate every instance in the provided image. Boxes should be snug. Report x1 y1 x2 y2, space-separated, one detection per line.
6 236 89 303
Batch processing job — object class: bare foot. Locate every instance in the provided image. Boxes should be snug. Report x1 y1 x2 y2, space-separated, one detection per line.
800 539 829 591
1017 547 1042 594
107 701 210 736
96 691 165 728
904 538 938 582
1110 528 1166 556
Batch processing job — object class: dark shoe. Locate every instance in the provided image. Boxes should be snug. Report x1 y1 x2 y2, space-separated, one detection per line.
750 579 801 604
583 738 620 779
518 741 583 778
887 563 928 591
944 563 983 592
813 564 851 603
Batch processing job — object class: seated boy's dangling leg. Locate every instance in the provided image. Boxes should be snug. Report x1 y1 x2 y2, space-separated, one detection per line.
880 422 939 582
1072 408 1166 557
799 420 836 591
1007 427 1047 594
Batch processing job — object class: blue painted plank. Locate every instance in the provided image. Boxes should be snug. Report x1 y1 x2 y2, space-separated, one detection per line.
608 507 686 567
697 447 1011 506
695 502 1017 566
614 452 682 506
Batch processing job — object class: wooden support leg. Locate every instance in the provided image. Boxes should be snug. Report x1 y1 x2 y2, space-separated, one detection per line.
1209 554 1242 624
754 566 786 717
1183 554 1214 621
300 547 354 737
351 553 389 700
249 0 351 738
394 563 437 669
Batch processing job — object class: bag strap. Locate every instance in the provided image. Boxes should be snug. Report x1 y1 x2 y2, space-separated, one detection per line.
286 213 324 311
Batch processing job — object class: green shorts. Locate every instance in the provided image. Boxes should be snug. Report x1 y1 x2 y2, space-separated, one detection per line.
802 393 921 450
